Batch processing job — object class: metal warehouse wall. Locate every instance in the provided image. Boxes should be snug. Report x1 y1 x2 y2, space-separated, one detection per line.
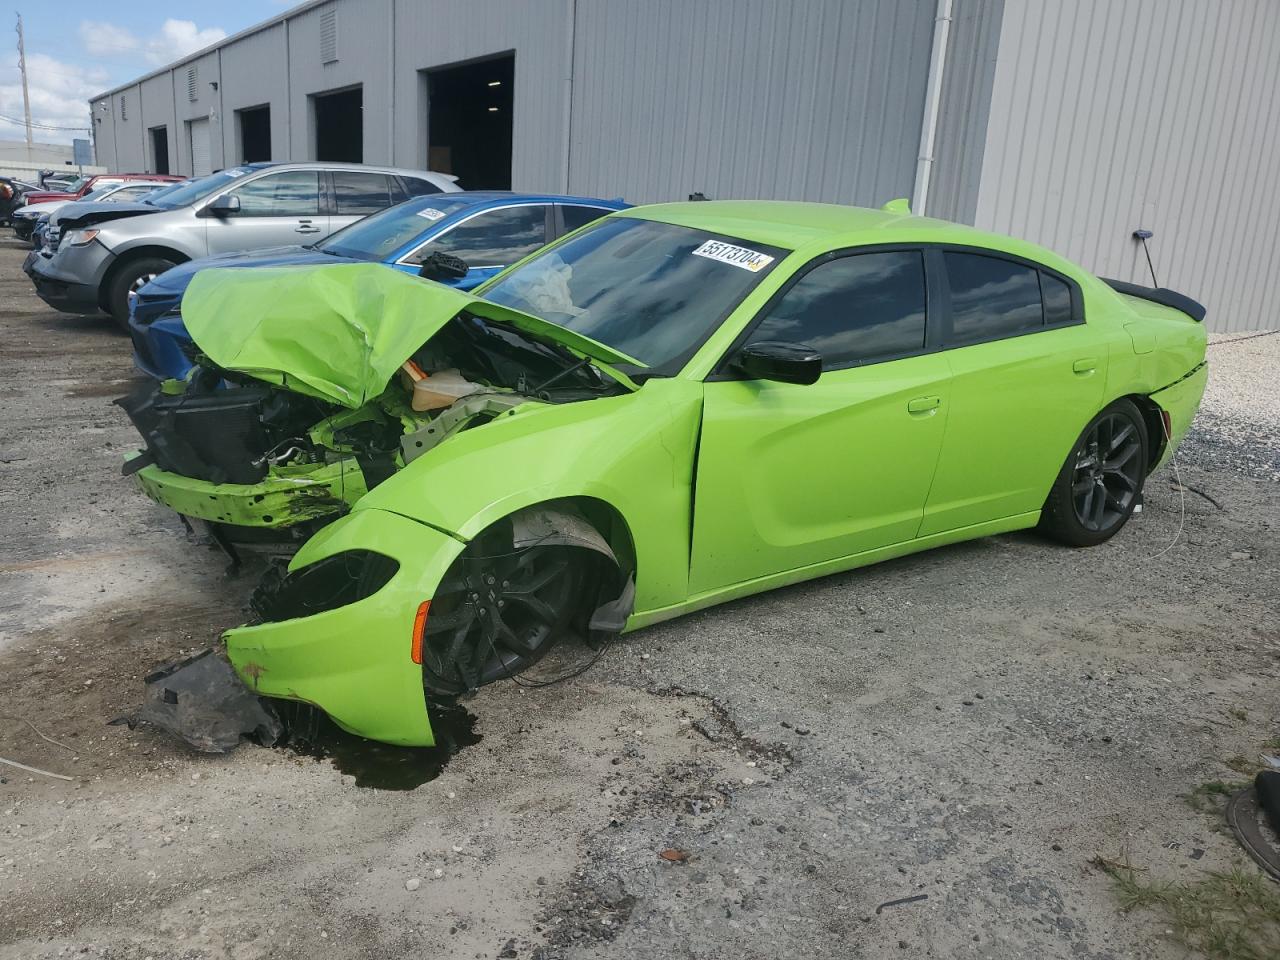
90 0 943 207
565 0 937 205
973 0 1280 333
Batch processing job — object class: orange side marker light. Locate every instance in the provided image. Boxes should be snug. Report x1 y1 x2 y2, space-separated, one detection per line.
410 600 431 664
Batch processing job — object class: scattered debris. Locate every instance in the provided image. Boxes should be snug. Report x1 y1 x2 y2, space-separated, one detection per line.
875 893 929 914
0 755 74 782
116 649 283 754
658 848 689 863
405 877 421 892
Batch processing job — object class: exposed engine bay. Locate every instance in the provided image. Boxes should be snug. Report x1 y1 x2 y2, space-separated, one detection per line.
118 309 625 552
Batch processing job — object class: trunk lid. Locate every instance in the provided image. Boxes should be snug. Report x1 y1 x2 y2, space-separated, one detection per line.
182 263 643 408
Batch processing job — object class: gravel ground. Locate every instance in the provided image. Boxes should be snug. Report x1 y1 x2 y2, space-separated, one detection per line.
1 238 1277 960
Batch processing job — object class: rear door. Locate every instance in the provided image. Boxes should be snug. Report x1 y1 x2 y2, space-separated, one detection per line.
203 169 328 256
397 203 551 288
919 249 1105 535
329 171 401 234
690 248 952 593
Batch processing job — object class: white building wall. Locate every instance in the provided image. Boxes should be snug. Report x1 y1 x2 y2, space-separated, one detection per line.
973 0 1280 332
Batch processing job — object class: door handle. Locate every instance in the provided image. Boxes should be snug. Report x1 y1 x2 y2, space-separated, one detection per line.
907 396 942 415
1072 357 1098 375
295 224 321 234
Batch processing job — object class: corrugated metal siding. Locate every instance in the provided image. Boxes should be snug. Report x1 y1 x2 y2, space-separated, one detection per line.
566 0 936 205
218 23 290 164
928 0 1003 223
391 0 571 189
974 0 1280 332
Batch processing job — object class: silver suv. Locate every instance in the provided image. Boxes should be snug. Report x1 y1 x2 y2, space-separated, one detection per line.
27 162 459 326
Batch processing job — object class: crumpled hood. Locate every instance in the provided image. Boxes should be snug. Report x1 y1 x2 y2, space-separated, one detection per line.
182 263 642 408
144 246 351 297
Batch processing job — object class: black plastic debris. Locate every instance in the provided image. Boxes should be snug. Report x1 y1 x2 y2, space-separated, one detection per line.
118 650 283 753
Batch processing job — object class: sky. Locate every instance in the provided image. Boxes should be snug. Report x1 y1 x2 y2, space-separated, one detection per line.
0 2 290 144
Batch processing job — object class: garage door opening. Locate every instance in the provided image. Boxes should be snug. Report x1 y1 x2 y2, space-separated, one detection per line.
313 86 363 162
425 53 513 189
238 105 271 163
149 126 169 174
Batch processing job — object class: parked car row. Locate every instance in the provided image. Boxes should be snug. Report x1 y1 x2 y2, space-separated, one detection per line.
12 158 1210 751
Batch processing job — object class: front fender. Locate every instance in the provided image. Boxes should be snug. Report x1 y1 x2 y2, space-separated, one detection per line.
357 378 704 616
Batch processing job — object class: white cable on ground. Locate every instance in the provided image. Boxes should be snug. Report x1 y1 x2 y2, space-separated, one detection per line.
1146 414 1186 561
0 755 74 781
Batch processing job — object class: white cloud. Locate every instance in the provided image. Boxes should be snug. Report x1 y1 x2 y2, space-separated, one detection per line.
78 21 141 58
0 52 106 145
145 20 228 66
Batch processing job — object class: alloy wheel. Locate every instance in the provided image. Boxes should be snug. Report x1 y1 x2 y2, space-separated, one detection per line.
1070 412 1143 532
419 543 580 694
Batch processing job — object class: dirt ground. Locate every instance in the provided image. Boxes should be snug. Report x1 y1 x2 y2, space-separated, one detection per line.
1 238 1277 960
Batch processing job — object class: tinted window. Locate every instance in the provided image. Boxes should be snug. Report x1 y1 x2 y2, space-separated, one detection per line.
319 197 473 261
415 205 548 266
153 167 254 209
945 252 1042 343
403 176 441 196
749 252 927 367
333 171 394 215
1041 272 1073 326
483 217 786 369
230 171 320 216
561 204 613 233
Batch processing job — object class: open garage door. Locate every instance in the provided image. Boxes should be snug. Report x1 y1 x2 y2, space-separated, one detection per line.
426 53 513 189
188 117 212 177
313 87 363 163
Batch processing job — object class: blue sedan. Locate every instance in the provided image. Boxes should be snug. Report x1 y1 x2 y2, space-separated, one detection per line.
129 191 629 380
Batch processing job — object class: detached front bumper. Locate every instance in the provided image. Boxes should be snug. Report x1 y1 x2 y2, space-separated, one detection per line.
225 508 467 747
132 458 369 529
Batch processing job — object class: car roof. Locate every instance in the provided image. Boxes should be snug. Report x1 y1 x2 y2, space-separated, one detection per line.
251 161 454 179
618 200 1076 271
424 191 629 208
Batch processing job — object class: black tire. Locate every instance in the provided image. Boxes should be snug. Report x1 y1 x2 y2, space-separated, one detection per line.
419 523 585 696
105 256 176 330
1038 398 1149 547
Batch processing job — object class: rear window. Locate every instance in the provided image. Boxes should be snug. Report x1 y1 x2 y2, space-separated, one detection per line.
945 252 1043 344
332 171 395 215
402 176 442 196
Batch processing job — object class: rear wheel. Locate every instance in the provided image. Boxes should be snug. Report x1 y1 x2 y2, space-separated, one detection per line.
106 255 176 330
1038 399 1148 547
419 526 585 696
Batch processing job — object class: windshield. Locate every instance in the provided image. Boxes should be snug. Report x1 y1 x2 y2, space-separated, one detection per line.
146 168 254 209
59 177 89 193
318 196 474 261
481 217 787 371
80 186 117 202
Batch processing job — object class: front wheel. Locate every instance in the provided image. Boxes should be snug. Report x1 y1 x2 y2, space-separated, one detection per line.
106 256 176 330
418 527 586 696
1038 399 1149 547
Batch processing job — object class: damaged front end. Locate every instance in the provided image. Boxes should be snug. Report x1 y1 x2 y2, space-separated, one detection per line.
118 263 636 553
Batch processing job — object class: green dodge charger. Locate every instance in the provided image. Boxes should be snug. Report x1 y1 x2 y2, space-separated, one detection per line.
121 201 1208 746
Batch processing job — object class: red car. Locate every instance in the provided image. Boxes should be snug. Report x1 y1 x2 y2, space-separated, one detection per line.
20 173 184 207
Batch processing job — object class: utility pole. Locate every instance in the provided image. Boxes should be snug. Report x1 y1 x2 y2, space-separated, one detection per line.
15 13 33 159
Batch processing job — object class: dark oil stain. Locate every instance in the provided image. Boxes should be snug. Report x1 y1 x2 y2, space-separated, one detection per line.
275 700 482 791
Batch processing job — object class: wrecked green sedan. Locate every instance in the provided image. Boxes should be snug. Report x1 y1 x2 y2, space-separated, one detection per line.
122 201 1208 746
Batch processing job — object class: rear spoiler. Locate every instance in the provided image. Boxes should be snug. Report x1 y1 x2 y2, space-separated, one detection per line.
1101 277 1206 323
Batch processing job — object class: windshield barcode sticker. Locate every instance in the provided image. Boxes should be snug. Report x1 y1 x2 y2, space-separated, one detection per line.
692 240 774 272
416 208 446 221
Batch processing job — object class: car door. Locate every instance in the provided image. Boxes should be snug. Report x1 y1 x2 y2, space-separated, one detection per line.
397 203 551 288
689 248 953 594
204 169 328 256
918 248 1106 536
329 171 400 233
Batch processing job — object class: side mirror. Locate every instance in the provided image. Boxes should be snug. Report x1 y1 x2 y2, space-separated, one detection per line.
205 194 240 217
733 341 823 385
418 250 469 282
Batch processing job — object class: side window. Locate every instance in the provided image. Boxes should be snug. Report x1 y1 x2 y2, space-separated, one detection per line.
229 171 320 216
332 171 394 215
944 252 1042 343
410 205 549 267
402 176 441 197
748 251 928 368
1041 272 1073 326
561 204 613 233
